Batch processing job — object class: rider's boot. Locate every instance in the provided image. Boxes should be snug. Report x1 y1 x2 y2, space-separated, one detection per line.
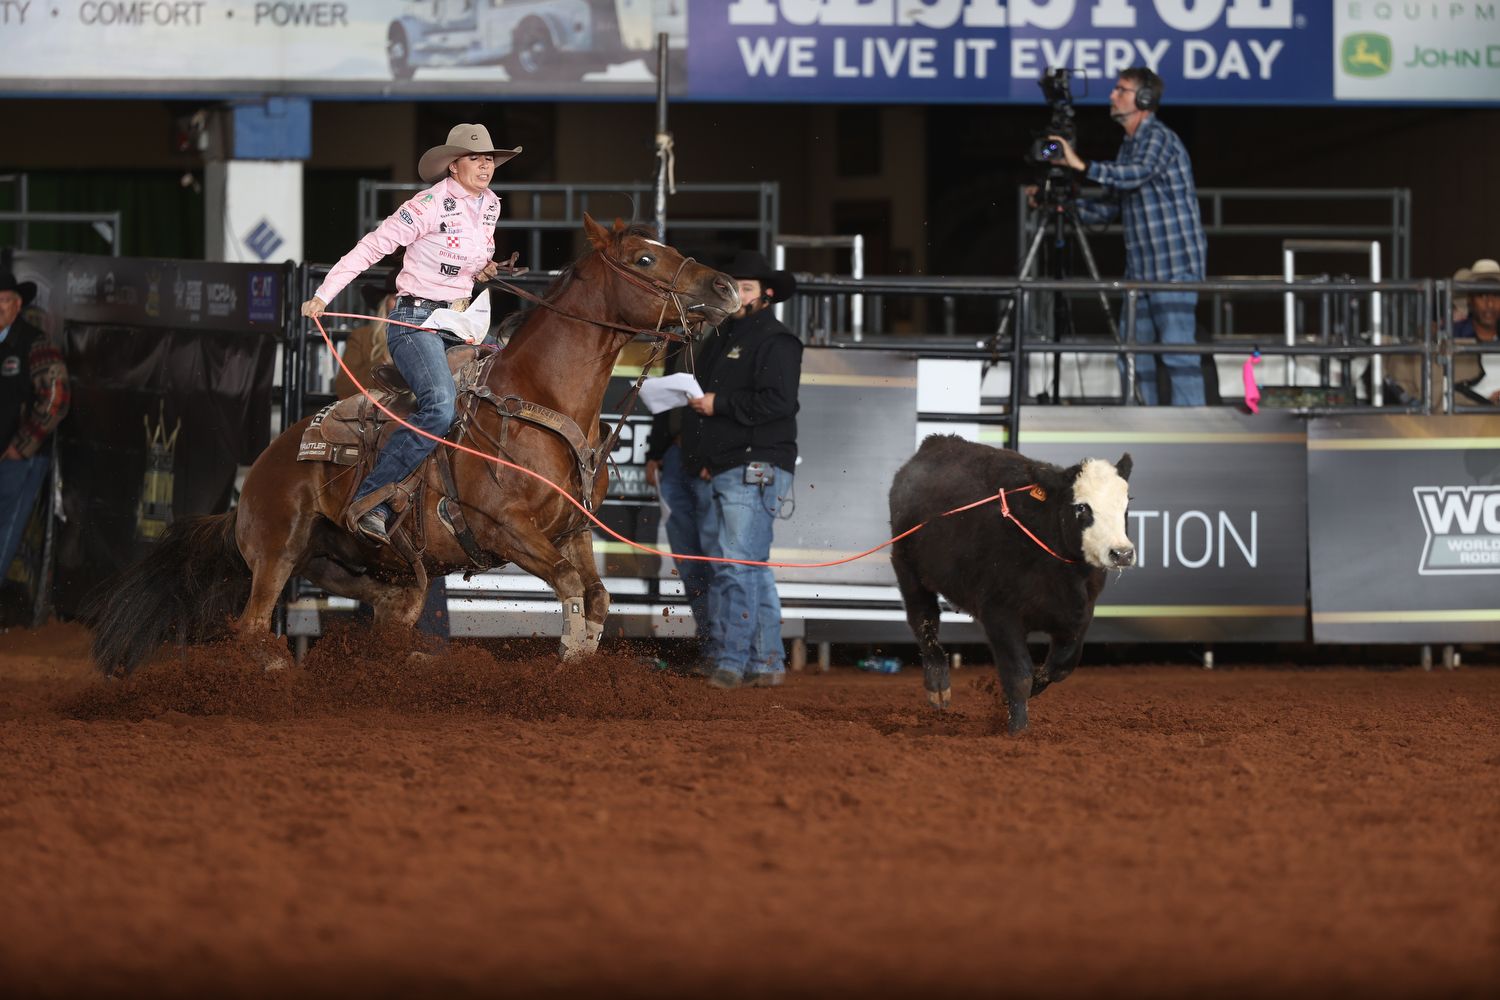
357 504 392 544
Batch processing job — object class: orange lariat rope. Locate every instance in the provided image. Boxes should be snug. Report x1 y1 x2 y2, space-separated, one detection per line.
310 313 1062 567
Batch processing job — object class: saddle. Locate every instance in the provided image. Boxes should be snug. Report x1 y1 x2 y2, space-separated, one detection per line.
299 344 481 467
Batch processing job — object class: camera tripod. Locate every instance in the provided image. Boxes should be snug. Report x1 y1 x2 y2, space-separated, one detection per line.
992 173 1133 403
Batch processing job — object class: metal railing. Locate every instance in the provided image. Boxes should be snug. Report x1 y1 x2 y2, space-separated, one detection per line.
1018 186 1412 281
781 273 1455 446
0 173 123 255
775 233 865 340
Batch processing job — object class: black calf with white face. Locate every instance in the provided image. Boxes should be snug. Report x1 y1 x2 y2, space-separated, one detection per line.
888 436 1136 734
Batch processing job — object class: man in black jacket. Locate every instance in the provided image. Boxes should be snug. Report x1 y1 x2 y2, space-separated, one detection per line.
0 268 69 583
680 250 802 690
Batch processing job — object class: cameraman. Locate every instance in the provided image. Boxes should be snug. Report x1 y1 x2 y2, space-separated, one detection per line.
1045 67 1207 405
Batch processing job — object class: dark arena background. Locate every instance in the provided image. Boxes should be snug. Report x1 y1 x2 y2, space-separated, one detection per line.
2 3 1498 997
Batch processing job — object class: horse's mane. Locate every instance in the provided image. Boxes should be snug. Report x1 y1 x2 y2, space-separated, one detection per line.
494 223 658 343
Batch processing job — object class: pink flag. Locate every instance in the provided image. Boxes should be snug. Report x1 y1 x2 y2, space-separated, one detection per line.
1242 351 1263 414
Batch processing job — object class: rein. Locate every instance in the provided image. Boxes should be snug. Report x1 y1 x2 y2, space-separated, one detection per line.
480 249 706 345
474 245 714 510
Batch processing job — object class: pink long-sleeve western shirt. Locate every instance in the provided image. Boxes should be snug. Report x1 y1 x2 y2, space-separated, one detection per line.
314 177 501 305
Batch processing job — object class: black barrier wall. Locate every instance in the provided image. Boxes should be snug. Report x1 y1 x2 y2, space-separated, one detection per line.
1309 415 1500 643
14 251 281 617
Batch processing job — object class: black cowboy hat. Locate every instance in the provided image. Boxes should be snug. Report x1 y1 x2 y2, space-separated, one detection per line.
0 267 38 307
723 249 797 303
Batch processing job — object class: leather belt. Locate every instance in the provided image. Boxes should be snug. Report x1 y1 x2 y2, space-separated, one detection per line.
396 295 450 310
396 295 471 313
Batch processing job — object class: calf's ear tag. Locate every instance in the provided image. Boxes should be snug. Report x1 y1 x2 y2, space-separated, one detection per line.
1029 486 1047 502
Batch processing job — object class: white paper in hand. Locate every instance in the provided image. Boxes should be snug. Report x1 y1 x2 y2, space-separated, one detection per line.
422 289 491 344
640 372 705 414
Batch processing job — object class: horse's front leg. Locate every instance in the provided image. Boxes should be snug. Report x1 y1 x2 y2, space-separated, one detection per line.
489 520 594 661
557 527 609 655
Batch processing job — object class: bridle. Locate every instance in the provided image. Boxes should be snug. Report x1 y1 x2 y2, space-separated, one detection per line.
481 242 722 346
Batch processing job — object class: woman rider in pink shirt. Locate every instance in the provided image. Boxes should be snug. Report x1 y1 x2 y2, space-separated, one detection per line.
300 124 521 544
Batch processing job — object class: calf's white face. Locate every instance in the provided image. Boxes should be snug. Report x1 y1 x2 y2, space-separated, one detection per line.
1072 458 1135 570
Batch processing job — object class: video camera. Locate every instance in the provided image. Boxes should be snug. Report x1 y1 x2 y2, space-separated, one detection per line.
1028 67 1077 167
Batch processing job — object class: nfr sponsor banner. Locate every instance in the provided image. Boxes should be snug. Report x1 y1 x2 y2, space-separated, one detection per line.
1335 3 1500 102
1308 414 1500 643
693 0 1329 105
981 408 1309 641
48 254 284 334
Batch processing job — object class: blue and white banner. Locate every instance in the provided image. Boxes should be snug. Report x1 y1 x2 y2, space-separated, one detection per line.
689 0 1331 104
2 1 1496 105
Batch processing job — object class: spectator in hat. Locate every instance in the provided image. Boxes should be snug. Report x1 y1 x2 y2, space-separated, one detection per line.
300 123 522 545
0 268 69 581
680 250 803 690
333 266 398 399
1454 258 1500 405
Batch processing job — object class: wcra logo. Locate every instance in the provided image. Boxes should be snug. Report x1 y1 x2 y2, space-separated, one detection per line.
1413 486 1500 575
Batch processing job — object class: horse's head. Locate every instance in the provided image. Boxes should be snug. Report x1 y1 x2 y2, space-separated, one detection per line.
583 213 739 335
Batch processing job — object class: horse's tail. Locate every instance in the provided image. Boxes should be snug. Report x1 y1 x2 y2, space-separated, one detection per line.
86 510 250 675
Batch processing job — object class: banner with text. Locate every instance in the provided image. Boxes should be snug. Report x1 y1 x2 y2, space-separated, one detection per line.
985 408 1311 642
1 2 1495 105
1308 414 1500 644
0 0 686 97
689 0 1330 105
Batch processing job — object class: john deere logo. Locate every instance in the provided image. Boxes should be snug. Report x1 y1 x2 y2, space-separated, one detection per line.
1342 33 1392 77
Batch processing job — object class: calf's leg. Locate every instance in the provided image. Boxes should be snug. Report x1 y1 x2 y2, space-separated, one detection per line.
979 610 1035 735
1034 626 1088 698
893 554 949 709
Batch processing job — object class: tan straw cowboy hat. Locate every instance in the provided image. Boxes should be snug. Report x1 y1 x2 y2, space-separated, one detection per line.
417 124 522 183
1465 258 1500 285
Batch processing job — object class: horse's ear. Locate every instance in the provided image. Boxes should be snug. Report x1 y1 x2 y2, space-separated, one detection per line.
583 212 611 251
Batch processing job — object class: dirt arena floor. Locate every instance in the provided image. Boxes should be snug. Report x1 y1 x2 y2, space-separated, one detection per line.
1 623 1496 999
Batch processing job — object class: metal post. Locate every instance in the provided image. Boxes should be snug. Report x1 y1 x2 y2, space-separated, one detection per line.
653 32 671 242
850 233 864 342
1370 241 1383 406
1283 248 1297 384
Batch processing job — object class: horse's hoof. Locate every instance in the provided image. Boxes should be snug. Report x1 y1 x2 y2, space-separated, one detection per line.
926 687 952 710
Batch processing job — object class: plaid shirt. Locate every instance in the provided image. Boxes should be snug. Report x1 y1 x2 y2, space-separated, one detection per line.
1075 115 1206 282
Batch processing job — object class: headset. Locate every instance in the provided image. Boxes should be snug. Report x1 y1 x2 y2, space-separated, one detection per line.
1132 71 1161 112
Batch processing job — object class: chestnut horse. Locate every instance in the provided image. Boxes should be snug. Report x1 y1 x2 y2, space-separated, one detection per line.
90 216 738 673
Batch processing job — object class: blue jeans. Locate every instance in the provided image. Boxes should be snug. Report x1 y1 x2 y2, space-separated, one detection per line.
657 444 712 642
351 303 456 513
0 454 49 581
695 465 793 679
1123 288 1204 406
